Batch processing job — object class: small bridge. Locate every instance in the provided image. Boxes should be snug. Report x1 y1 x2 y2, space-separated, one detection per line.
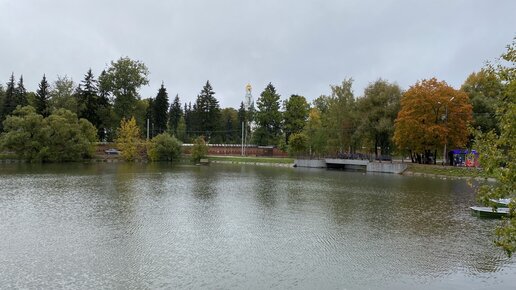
325 159 369 171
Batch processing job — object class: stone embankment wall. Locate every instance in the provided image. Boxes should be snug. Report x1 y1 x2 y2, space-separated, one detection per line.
294 159 326 168
366 162 407 174
294 159 408 174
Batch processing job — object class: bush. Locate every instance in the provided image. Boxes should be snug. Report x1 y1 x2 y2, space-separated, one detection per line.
45 109 98 161
147 133 182 161
1 106 97 162
191 136 208 163
288 132 308 157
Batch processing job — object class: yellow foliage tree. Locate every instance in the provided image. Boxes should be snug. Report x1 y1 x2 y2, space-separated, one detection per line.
393 78 472 163
116 117 141 161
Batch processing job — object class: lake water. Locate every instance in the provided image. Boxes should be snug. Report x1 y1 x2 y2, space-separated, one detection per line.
0 163 515 289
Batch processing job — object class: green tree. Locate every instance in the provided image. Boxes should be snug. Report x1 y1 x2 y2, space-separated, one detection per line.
323 79 358 154
99 57 149 122
220 107 239 143
168 94 182 136
134 98 150 139
145 97 154 138
474 38 515 256
176 115 187 142
0 85 4 122
184 102 193 142
77 69 111 140
147 132 182 161
49 75 77 114
304 107 327 157
461 70 504 134
283 94 309 144
0 74 16 131
356 79 401 159
35 74 51 117
192 81 221 142
191 135 208 163
116 116 142 161
152 83 169 135
254 83 282 146
313 95 331 114
237 101 255 145
288 132 309 157
0 106 47 161
77 69 98 121
1 106 96 162
44 109 97 161
15 75 28 107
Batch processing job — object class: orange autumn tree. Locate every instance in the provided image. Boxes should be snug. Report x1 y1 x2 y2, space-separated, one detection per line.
393 78 472 164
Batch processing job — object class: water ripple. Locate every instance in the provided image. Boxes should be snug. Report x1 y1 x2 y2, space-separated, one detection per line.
0 163 515 289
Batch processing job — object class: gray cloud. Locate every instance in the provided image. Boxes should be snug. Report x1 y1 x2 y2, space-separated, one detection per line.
1 0 514 108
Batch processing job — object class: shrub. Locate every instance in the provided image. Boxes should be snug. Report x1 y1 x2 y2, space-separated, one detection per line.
191 136 208 163
1 106 97 162
147 133 182 161
288 132 308 157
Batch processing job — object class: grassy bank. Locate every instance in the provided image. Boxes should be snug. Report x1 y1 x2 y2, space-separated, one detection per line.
405 163 490 178
0 153 17 160
207 155 295 164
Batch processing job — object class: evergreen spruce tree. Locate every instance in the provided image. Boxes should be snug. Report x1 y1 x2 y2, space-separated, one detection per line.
15 75 28 107
168 94 182 136
0 85 4 112
77 69 112 139
35 74 51 117
184 102 192 142
254 83 282 146
0 74 17 131
152 83 169 136
0 84 4 131
192 81 221 142
219 108 238 143
96 69 112 141
79 69 99 122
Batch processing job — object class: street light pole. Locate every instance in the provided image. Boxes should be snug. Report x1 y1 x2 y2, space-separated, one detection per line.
443 104 448 165
443 96 455 165
244 83 252 157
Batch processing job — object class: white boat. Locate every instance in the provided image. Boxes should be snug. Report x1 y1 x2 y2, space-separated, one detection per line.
489 198 512 207
470 206 510 218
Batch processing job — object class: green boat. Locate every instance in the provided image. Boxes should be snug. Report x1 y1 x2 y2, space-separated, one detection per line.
470 206 510 218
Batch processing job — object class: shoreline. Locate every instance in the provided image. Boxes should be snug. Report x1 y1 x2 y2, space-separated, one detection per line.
1 155 495 180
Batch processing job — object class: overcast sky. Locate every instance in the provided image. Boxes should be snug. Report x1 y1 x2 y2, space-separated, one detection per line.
1 0 515 108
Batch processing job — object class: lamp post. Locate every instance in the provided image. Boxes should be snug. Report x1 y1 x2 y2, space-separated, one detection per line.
242 84 253 156
443 96 455 165
241 120 244 156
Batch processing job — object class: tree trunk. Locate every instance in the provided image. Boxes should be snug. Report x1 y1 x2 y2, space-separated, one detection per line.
374 137 379 161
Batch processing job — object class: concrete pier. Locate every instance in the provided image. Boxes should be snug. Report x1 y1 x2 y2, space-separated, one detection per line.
294 159 407 174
